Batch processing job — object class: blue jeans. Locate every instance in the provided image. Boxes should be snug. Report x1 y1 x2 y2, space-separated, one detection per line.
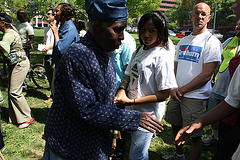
43 143 65 160
129 130 153 160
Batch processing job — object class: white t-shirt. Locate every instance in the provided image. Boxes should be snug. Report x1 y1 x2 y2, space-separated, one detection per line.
16 22 34 44
175 31 222 99
225 65 240 109
125 45 177 122
43 26 54 55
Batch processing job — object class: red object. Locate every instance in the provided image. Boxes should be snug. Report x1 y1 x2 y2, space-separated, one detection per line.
26 119 35 124
222 55 240 127
176 31 185 38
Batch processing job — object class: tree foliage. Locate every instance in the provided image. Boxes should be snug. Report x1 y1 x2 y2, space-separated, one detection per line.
126 0 162 25
0 0 86 22
215 0 237 25
165 0 237 29
165 0 191 29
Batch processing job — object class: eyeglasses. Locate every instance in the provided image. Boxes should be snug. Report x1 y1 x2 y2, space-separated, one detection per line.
194 12 210 18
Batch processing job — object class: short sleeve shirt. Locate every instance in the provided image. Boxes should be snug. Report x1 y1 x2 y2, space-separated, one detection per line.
225 65 240 109
16 22 34 44
0 29 25 65
175 31 222 99
125 46 177 121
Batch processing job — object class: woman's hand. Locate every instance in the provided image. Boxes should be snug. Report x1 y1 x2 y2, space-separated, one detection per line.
49 22 58 34
114 89 127 103
114 89 133 108
49 22 59 42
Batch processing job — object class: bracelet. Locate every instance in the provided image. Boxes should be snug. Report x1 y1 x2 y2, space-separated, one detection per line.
117 86 126 91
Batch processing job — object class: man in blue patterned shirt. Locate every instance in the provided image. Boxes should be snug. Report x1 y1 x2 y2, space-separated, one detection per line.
43 0 164 159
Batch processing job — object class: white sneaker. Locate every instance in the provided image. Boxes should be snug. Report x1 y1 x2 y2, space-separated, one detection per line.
162 152 186 160
202 134 218 146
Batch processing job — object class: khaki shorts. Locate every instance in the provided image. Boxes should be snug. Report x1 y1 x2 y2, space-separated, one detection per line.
165 97 207 137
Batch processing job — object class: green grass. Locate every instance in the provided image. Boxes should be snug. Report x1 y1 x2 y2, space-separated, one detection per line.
0 28 216 160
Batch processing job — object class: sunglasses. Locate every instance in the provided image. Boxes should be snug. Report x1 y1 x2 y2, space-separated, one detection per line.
47 13 55 16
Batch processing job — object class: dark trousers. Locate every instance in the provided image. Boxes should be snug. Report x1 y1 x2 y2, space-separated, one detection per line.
44 55 53 98
212 122 240 160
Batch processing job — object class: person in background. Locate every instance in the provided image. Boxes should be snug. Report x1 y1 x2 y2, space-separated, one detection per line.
0 90 3 103
75 19 87 39
43 1 164 159
0 13 34 129
41 8 56 104
113 29 136 159
16 9 35 91
114 10 177 160
49 3 80 96
163 2 222 160
0 89 5 136
16 9 35 57
202 19 240 147
114 30 136 92
175 59 240 159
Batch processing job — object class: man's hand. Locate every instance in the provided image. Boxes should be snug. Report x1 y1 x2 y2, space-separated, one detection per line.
174 122 202 146
170 88 183 102
139 112 164 133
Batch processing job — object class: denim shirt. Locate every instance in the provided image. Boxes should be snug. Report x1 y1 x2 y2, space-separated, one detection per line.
53 19 80 68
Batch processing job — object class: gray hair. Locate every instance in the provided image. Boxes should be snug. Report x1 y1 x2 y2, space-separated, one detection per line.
86 21 111 35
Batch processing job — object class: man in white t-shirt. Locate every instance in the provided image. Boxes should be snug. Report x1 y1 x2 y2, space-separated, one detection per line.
16 10 35 56
16 9 35 90
174 65 240 157
163 3 222 160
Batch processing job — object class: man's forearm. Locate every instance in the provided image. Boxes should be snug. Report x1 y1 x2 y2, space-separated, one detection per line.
180 62 219 94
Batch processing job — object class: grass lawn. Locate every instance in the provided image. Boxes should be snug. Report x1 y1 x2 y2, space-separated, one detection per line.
0 28 216 160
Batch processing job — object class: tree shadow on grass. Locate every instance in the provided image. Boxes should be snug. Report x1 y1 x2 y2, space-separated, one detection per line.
1 106 50 124
24 87 49 101
31 107 50 124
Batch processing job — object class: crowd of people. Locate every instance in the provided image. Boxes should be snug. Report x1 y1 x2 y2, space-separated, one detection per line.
0 0 240 160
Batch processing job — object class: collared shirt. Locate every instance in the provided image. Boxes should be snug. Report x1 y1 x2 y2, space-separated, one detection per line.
44 32 140 160
53 19 80 68
43 26 54 55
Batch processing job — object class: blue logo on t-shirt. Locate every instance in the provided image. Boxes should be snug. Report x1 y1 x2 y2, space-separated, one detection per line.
178 45 202 63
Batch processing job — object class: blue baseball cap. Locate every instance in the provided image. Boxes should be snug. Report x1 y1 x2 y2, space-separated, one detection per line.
85 0 128 22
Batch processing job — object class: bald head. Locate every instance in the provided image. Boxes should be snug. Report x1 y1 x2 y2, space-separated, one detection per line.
193 3 211 14
191 2 211 35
